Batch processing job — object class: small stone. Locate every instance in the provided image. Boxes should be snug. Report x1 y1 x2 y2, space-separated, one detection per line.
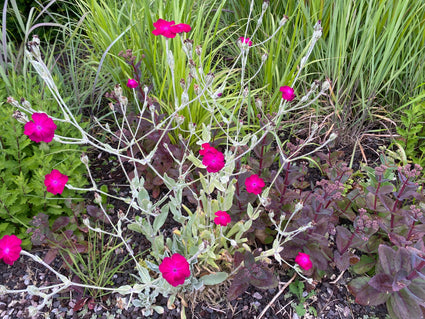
252 292 263 300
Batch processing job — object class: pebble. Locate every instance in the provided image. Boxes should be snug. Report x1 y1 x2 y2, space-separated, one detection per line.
253 292 263 300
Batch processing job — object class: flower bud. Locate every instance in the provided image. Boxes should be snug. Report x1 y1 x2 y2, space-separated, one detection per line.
143 85 149 95
179 79 186 90
329 133 338 141
12 110 29 124
183 39 193 58
94 192 102 204
82 217 90 227
205 72 215 86
322 79 331 91
279 15 288 26
262 1 269 11
119 96 128 112
261 52 268 62
174 114 185 126
80 153 89 165
114 84 123 98
193 84 200 95
255 98 263 109
195 45 202 56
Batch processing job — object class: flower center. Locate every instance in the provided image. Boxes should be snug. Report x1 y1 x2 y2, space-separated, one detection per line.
53 180 58 185
172 267 177 273
4 247 10 254
36 125 42 131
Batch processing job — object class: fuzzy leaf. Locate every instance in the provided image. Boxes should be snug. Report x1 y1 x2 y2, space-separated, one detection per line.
352 255 376 275
377 184 395 195
200 272 228 286
336 226 352 253
347 276 389 306
153 205 168 233
334 250 350 272
51 216 70 232
387 290 425 319
368 273 393 293
248 264 278 290
392 270 410 292
378 244 396 275
227 268 250 300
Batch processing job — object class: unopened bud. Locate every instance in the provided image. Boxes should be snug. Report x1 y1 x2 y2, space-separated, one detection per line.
183 39 193 58
261 53 268 62
114 84 122 98
179 79 186 90
255 98 262 109
21 99 31 109
181 92 189 105
329 133 338 141
119 96 128 112
242 87 249 98
82 217 90 227
322 80 331 91
205 73 215 86
117 209 125 220
12 110 29 124
80 153 89 165
174 114 185 126
94 192 102 204
193 84 200 95
262 1 269 11
279 15 288 26
195 45 202 56
313 20 323 39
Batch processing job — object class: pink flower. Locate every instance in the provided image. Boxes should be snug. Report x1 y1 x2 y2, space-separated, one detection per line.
172 23 191 33
127 79 138 89
245 174 265 195
24 113 57 143
239 37 252 46
152 19 191 39
214 211 231 226
159 253 191 287
199 143 225 173
295 252 313 270
0 235 22 265
279 86 295 101
44 169 69 195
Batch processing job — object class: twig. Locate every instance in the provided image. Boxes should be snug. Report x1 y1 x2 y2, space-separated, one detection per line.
257 273 297 319
330 270 345 284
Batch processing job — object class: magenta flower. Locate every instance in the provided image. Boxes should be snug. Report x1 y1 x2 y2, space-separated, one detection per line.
44 169 69 195
214 211 231 226
239 37 252 46
152 19 191 39
199 143 225 173
245 174 265 195
127 79 138 89
172 23 191 33
0 235 22 265
279 86 295 101
295 252 313 270
24 113 57 143
159 253 191 287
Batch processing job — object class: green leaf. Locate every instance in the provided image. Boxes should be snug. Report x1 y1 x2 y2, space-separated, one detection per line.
153 205 169 233
352 255 376 275
200 272 228 285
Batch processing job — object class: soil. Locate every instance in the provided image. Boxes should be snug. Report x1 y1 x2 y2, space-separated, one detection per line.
0 135 391 319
